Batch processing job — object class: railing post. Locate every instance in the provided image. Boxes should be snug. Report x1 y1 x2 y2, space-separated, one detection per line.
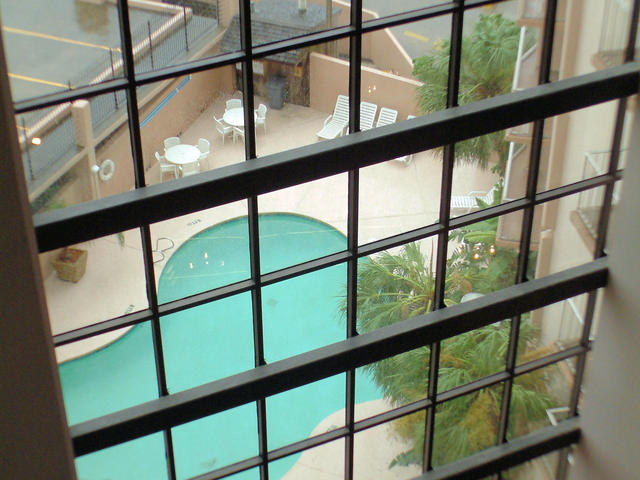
109 48 119 110
147 20 154 70
21 117 34 182
183 3 189 52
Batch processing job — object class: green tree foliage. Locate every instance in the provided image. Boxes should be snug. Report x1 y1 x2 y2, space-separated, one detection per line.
351 184 555 468
412 14 528 174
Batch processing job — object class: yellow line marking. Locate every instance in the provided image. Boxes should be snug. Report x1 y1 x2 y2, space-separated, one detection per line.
8 73 68 88
404 30 430 43
2 26 119 52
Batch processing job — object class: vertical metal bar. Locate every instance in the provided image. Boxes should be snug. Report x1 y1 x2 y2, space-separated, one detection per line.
183 3 190 52
496 0 558 447
148 21 155 70
239 0 267 478
21 117 34 182
116 0 145 188
345 1 362 479
116 1 176 478
109 48 119 110
141 224 177 479
348 0 362 134
424 0 464 472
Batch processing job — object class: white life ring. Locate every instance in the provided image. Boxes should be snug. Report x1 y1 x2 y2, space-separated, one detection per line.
99 159 115 182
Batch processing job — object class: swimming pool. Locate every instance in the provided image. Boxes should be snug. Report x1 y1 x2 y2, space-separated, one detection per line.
59 213 383 480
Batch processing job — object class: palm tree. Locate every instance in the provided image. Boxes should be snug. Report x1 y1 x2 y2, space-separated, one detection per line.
351 208 553 468
412 14 530 175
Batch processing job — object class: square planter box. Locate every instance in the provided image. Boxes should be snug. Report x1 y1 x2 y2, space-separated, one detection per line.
51 248 88 283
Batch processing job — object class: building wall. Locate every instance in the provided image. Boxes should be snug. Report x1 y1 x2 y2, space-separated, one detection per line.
568 95 640 480
310 52 420 119
534 0 627 347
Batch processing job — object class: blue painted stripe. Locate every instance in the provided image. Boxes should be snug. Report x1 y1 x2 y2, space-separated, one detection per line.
140 75 191 127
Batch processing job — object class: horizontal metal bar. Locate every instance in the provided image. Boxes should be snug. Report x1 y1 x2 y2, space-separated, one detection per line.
536 173 618 204
415 417 581 480
35 64 638 253
53 309 152 347
514 344 585 376
267 426 349 462
14 78 129 115
436 371 511 404
70 259 606 456
358 223 442 257
354 398 431 433
188 455 262 480
361 3 456 33
260 250 351 286
157 278 255 317
134 51 247 87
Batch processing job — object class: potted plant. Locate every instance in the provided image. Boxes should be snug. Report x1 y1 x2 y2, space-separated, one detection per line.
51 246 88 283
51 233 124 283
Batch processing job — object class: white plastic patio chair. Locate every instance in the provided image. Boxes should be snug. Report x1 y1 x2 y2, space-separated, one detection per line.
163 136 180 152
316 94 349 140
214 116 233 144
360 101 378 131
196 138 210 168
233 126 245 143
255 103 267 133
226 98 242 111
451 186 499 214
155 151 178 181
376 107 398 128
179 161 201 177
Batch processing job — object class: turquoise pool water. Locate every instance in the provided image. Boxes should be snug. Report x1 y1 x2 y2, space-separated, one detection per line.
59 214 383 480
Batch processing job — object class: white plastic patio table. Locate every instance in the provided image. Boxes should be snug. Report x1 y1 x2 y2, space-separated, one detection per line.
223 107 255 127
164 144 200 165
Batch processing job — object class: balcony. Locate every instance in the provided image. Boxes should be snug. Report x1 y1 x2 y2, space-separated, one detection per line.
592 0 639 70
570 150 622 251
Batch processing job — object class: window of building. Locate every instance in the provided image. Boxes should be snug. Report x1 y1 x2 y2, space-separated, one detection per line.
2 0 637 479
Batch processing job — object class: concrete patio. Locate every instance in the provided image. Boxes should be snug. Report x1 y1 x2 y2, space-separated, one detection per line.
45 95 498 363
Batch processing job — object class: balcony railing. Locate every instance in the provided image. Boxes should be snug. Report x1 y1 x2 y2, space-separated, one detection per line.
557 298 584 349
595 0 639 68
576 150 621 237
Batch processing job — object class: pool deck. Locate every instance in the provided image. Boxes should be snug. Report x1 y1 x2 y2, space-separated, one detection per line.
46 95 498 364
43 95 497 480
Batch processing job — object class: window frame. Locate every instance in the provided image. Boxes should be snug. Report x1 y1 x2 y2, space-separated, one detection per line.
6 0 639 478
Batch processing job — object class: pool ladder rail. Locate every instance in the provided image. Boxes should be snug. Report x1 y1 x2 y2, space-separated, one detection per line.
152 237 175 264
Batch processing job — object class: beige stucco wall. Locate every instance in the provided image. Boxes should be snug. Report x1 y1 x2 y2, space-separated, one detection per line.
310 52 420 120
331 1 413 77
535 0 630 344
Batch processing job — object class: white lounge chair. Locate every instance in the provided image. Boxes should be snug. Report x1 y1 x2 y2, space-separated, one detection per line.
226 98 242 111
155 151 178 181
179 161 201 177
316 94 349 140
163 136 180 152
451 186 499 214
360 101 378 131
255 103 267 134
376 107 398 128
214 116 233 144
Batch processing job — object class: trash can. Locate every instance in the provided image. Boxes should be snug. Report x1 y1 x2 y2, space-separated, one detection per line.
266 76 287 109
